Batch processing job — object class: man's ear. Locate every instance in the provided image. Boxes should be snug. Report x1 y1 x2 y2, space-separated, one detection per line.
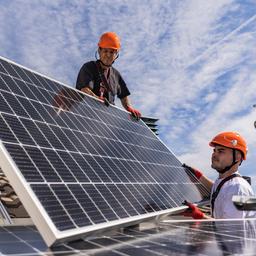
235 150 243 162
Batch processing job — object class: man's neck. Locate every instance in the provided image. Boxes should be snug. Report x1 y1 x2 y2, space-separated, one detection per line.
219 167 239 179
99 61 110 71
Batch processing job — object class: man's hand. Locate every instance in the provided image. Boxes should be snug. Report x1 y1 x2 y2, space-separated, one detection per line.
99 96 110 107
81 86 110 106
182 163 203 179
127 106 141 120
183 201 205 219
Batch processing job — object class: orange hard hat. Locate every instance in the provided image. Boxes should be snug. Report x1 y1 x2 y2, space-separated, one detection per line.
209 131 247 160
98 32 121 50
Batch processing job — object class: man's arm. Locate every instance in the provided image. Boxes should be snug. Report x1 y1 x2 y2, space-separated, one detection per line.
80 86 110 106
199 175 213 191
120 96 131 110
80 87 98 98
182 163 213 191
121 96 141 120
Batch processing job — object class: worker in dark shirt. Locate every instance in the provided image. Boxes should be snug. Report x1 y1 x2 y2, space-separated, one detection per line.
76 31 141 119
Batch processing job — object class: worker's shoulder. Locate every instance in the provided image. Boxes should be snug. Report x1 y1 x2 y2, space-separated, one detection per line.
223 176 253 194
80 61 97 72
223 176 247 186
110 66 122 77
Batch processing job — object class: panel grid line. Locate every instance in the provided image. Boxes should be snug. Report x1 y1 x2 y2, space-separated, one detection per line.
0 56 209 246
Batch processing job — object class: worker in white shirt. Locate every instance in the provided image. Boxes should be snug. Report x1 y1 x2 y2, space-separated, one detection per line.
183 131 255 219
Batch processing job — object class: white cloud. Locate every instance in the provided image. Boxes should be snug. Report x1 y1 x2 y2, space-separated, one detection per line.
203 92 218 103
1 0 256 187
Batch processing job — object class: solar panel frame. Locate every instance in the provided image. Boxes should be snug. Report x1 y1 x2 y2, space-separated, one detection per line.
0 56 210 246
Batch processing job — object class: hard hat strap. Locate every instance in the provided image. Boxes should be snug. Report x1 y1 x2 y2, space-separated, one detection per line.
219 149 239 173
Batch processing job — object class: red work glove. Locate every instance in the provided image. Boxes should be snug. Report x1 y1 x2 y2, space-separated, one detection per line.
127 106 141 120
183 201 205 219
182 163 203 179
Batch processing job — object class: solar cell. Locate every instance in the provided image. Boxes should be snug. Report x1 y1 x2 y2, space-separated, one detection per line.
1 219 256 255
0 56 209 246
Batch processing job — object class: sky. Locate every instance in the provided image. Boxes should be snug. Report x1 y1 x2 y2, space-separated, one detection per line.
0 0 256 189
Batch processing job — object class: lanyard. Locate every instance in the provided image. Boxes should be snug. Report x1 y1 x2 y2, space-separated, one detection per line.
211 173 240 217
95 61 114 96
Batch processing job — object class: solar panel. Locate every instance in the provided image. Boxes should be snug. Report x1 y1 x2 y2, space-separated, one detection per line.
1 219 256 255
0 56 209 246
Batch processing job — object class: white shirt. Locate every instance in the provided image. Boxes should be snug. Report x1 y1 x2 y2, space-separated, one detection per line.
211 174 255 219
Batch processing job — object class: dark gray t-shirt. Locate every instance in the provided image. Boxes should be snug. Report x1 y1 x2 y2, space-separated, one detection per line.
76 61 130 104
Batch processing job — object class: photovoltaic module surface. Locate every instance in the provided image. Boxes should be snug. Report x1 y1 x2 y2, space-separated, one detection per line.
0 56 209 246
1 219 256 255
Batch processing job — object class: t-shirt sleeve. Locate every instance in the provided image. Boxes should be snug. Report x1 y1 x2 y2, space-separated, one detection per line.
117 74 130 99
76 63 94 91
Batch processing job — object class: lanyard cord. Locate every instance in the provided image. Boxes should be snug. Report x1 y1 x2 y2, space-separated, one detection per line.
211 173 241 217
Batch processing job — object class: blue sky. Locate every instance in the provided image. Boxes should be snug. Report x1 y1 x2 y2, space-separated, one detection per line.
1 0 256 189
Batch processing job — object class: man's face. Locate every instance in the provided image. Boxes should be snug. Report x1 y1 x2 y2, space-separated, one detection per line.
99 48 118 66
211 145 234 172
